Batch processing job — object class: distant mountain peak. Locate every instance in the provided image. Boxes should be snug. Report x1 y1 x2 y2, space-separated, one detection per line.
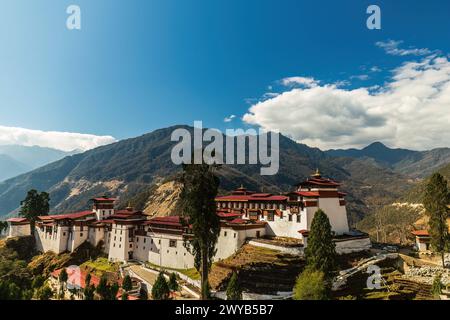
364 141 389 150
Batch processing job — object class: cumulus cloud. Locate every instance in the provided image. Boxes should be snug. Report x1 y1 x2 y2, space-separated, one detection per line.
224 115 236 123
0 125 117 151
375 40 433 56
243 54 450 150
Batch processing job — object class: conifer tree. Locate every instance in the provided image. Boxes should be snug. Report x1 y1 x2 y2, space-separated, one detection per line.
96 275 109 300
226 272 242 300
122 275 132 292
304 209 337 279
180 161 221 300
168 272 179 292
151 272 170 300
423 173 449 268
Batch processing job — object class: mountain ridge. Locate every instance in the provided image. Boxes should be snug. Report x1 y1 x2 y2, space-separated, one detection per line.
0 126 433 225
326 142 450 178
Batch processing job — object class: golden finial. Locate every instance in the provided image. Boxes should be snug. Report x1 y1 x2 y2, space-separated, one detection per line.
312 168 321 177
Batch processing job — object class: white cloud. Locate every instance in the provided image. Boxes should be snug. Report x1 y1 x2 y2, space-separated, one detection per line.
0 125 117 152
370 66 382 72
375 40 433 56
224 115 236 123
243 55 450 151
281 76 319 88
350 74 370 81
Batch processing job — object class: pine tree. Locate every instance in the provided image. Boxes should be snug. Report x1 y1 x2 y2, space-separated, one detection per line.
168 273 179 292
96 275 109 300
423 173 449 268
139 287 148 300
151 272 170 300
109 282 119 300
226 272 242 300
180 161 221 300
122 275 132 292
19 189 50 236
304 209 337 279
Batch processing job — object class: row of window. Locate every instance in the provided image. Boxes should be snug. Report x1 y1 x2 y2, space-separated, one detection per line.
218 202 286 210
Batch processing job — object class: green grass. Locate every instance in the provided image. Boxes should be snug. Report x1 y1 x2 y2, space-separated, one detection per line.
145 262 200 280
80 257 119 275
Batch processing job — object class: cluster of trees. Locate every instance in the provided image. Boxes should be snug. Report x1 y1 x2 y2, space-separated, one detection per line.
294 209 337 300
151 272 180 300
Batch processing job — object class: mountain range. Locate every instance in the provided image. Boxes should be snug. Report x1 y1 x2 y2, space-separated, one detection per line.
0 145 76 182
326 142 450 178
0 126 448 227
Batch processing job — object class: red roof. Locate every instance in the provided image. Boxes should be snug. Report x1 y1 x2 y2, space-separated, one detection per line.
215 194 288 202
298 229 309 235
7 217 28 223
145 216 187 228
217 212 242 218
229 218 247 224
38 210 95 221
291 191 320 197
411 230 429 237
91 197 117 202
297 177 341 187
52 267 101 289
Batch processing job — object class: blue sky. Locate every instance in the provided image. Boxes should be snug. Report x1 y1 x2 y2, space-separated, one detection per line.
0 0 450 151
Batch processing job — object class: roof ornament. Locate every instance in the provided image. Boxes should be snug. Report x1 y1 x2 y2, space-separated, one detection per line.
312 168 321 178
126 201 133 211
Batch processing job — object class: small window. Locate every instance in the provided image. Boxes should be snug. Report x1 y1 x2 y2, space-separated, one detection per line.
158 240 161 244
169 240 177 248
144 238 146 243
136 237 139 242
288 215 292 222
119 244 121 248
143 246 145 250
113 243 115 248
80 233 83 237
234 233 237 238
63 232 66 236
297 215 301 223
114 236 116 241
267 212 274 221
129 244 132 248
224 231 227 237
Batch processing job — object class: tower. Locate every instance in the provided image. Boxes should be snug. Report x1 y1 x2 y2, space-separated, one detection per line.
91 197 116 220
